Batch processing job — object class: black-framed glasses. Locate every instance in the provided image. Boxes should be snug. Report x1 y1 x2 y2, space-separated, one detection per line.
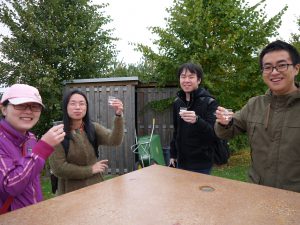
10 103 43 112
262 63 293 74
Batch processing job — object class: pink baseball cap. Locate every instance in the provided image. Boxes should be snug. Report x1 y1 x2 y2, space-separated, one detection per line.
0 84 44 107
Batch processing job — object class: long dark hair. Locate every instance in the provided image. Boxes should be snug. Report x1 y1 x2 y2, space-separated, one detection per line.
0 100 9 118
62 89 98 157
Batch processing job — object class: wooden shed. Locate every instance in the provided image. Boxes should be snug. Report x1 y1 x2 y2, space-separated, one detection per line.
64 77 178 174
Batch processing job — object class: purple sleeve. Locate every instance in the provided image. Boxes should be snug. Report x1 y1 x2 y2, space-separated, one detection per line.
32 140 54 160
0 140 53 196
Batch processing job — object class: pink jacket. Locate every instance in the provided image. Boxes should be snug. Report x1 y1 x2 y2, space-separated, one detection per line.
0 119 53 212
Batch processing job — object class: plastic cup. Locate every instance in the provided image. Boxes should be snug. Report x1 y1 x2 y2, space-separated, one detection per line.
179 107 187 112
52 121 63 126
108 96 116 105
179 107 187 116
223 109 233 121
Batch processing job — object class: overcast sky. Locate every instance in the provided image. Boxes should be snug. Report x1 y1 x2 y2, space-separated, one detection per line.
0 0 299 65
94 0 300 64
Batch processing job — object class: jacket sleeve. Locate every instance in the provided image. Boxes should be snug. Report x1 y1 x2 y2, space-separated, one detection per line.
170 102 178 159
194 98 219 139
214 97 253 139
0 140 53 196
94 116 124 146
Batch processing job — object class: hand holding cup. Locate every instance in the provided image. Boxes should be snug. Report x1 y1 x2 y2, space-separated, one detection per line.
41 123 65 147
215 106 234 125
179 107 198 124
108 96 124 116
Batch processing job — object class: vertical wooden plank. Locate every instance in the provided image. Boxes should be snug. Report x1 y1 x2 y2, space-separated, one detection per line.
98 85 109 173
90 85 96 121
125 85 136 173
136 88 145 136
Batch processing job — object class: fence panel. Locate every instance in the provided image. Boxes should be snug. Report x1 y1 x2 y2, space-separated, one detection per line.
136 87 178 148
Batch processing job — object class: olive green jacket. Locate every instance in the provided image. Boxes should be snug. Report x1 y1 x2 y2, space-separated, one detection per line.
215 88 300 192
49 117 124 195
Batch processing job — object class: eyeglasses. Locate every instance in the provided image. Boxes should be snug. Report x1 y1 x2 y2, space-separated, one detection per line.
180 73 198 79
68 101 87 108
262 63 293 74
10 103 43 112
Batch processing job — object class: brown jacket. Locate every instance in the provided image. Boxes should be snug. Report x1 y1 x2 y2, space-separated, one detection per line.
49 117 124 195
215 88 300 192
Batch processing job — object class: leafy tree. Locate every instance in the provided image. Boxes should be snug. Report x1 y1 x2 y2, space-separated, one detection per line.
290 16 300 83
137 0 287 151
137 0 287 109
108 60 156 82
0 0 117 135
290 16 300 52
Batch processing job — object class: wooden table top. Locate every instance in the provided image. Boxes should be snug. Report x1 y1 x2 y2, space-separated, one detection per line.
1 165 299 225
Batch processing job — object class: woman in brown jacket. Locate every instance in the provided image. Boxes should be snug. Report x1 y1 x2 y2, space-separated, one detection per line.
49 89 124 195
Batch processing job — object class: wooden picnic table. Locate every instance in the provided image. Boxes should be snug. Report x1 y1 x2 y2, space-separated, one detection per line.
1 165 299 225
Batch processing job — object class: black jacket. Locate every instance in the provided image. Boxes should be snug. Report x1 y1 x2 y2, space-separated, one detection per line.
170 87 218 170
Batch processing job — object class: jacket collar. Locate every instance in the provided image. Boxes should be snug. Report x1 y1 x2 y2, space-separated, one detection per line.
263 83 300 129
0 119 29 147
177 87 212 106
265 82 300 106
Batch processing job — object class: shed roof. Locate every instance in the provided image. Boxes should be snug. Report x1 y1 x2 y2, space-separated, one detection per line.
64 76 139 85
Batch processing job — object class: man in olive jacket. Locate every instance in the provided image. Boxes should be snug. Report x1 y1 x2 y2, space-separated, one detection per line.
215 40 300 192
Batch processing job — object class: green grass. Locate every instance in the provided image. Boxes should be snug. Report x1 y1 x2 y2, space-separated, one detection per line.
212 149 250 182
41 177 55 200
42 150 251 200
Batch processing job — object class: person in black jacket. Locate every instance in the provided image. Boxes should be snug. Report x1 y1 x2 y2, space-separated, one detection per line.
169 63 218 174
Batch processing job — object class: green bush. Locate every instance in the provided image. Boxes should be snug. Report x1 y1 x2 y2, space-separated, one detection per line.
228 134 249 153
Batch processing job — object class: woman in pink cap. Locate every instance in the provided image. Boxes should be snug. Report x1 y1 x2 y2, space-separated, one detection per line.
0 84 65 214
